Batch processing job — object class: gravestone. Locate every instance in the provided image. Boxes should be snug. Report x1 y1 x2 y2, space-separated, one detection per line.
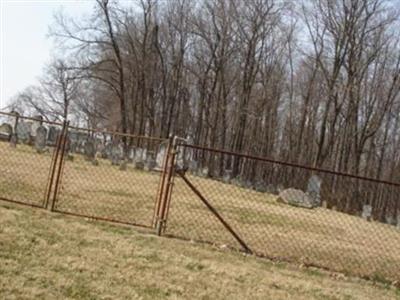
277 184 285 193
0 123 12 141
254 181 267 193
102 143 112 159
385 215 396 226
223 170 233 183
176 150 184 169
84 140 96 161
127 147 135 162
266 184 278 194
135 148 144 162
135 161 144 170
188 160 198 173
30 115 43 138
361 204 372 221
144 151 156 171
110 144 123 165
276 188 315 209
307 175 322 207
16 122 32 144
119 159 127 171
64 136 72 154
142 148 148 162
47 126 59 146
201 167 209 177
156 145 166 169
92 151 100 166
68 131 78 153
35 126 47 153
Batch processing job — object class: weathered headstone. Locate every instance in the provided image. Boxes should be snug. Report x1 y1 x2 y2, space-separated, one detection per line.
110 144 123 165
307 175 322 207
68 131 78 153
92 151 100 166
266 184 278 194
176 150 184 169
102 142 112 159
35 126 47 153
84 140 96 161
243 180 253 189
254 181 267 193
277 184 285 193
127 147 135 162
156 145 166 169
0 123 12 141
276 188 315 209
119 159 127 171
16 122 32 144
188 160 198 173
135 160 144 170
135 148 144 162
201 167 209 177
361 204 372 221
231 176 247 188
144 151 156 171
47 126 59 146
223 170 233 183
30 115 43 138
385 215 396 226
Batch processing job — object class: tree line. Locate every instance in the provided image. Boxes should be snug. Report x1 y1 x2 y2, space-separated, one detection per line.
8 0 400 187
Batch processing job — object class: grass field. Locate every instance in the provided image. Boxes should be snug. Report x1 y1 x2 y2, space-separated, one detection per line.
0 141 400 285
1 203 400 299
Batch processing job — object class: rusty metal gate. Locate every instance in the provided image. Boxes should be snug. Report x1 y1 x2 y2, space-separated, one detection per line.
0 112 65 209
50 124 170 229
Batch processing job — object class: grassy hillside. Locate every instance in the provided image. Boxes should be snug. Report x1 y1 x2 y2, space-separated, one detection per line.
1 203 399 299
0 141 400 283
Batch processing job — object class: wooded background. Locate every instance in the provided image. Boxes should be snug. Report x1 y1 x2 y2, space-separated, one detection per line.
8 0 400 186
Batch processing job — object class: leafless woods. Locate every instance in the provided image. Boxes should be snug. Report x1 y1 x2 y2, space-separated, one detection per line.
9 0 400 185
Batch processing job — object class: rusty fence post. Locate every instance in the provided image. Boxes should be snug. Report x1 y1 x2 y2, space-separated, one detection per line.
156 136 178 236
50 121 69 212
45 120 67 209
45 120 69 211
153 136 173 228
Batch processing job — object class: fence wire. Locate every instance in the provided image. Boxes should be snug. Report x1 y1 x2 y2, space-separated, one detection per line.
166 144 400 282
53 125 168 228
1 110 399 284
0 112 63 208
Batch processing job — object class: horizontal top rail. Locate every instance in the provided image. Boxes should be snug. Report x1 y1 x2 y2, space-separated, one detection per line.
67 124 167 142
0 110 167 142
0 111 63 126
178 143 400 188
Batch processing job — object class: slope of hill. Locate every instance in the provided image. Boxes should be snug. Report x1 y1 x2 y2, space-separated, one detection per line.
0 203 399 299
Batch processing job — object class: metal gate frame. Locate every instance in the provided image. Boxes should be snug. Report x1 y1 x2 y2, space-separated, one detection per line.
47 123 174 231
0 112 66 209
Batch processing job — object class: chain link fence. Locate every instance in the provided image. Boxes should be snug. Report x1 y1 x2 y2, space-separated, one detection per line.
52 125 168 228
165 144 400 282
0 111 399 283
0 111 63 208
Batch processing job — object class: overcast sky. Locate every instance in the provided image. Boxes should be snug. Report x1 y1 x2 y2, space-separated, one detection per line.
1 0 400 110
0 0 96 109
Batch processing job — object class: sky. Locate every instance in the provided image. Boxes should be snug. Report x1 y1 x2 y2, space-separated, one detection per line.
1 0 400 110
0 0 96 109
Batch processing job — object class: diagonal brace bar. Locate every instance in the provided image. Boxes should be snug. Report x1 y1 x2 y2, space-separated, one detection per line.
176 170 252 254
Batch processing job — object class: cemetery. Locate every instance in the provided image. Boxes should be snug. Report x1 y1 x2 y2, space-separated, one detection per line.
0 115 399 284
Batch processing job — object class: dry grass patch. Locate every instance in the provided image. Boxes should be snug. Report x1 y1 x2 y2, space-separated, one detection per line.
1 141 400 283
1 203 399 299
